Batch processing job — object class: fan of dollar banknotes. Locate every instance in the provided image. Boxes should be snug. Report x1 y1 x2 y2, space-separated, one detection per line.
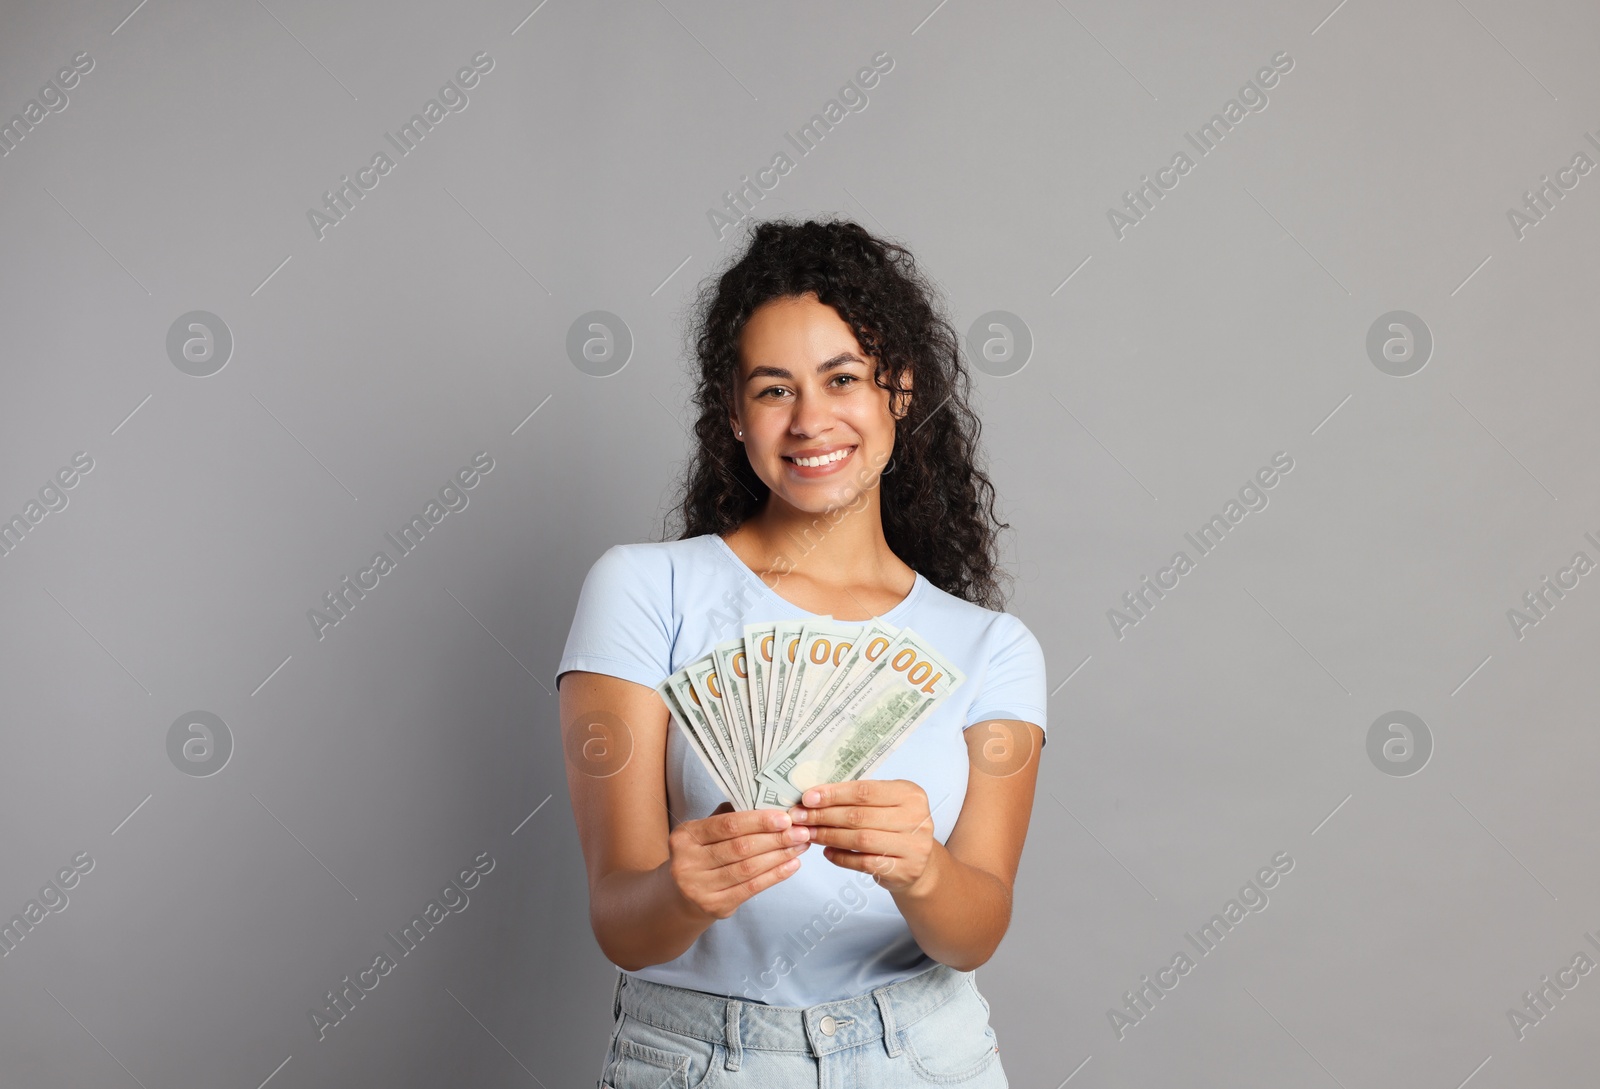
656 619 966 810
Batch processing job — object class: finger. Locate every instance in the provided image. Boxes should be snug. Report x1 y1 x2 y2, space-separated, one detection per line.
794 779 904 810
691 805 792 848
818 847 898 880
719 847 807 904
802 825 895 854
703 825 810 868
710 841 811 892
790 803 911 831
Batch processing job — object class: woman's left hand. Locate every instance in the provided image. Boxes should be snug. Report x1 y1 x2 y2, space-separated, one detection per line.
788 780 938 896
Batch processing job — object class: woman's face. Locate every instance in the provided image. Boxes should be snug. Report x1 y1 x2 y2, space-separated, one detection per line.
730 292 908 515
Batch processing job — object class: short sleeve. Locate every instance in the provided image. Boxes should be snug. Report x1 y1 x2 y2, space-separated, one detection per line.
964 612 1048 745
556 545 673 692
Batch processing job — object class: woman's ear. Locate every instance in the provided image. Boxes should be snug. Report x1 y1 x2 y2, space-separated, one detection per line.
889 367 913 420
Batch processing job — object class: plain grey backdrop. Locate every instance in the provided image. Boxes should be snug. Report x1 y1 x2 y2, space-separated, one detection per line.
3 0 1599 1086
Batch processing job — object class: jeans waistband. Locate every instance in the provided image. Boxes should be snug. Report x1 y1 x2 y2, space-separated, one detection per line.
610 963 971 1062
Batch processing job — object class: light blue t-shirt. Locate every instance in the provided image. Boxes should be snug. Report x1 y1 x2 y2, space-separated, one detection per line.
557 533 1048 1007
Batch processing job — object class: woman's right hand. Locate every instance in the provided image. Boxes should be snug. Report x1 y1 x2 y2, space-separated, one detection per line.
667 802 811 920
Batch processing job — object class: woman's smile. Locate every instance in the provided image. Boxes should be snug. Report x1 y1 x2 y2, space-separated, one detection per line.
783 443 857 476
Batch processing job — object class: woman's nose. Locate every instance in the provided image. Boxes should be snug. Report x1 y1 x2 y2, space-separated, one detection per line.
788 390 833 435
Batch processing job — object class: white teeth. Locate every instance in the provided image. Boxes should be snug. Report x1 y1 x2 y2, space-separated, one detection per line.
793 448 851 467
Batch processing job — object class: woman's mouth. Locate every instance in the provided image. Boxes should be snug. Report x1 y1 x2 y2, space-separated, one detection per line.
783 444 856 476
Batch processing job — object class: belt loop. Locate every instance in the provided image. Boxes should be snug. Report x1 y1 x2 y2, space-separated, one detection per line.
724 999 743 1070
873 987 900 1057
611 970 625 1022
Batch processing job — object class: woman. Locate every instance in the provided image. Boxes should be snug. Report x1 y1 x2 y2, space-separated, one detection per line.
558 218 1047 1088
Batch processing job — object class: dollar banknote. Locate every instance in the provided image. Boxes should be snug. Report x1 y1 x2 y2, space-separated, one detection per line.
772 619 859 764
755 628 965 807
767 619 900 769
742 623 776 765
685 655 752 810
710 637 760 801
670 668 750 810
656 617 962 811
764 620 808 762
658 676 744 809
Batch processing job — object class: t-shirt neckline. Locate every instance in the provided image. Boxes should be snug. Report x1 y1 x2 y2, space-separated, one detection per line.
706 533 926 623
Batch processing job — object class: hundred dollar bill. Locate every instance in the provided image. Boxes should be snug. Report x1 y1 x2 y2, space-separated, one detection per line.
742 623 777 765
710 636 760 800
763 620 808 761
772 619 863 767
761 619 899 771
667 664 748 810
657 674 744 810
685 655 752 810
756 628 965 808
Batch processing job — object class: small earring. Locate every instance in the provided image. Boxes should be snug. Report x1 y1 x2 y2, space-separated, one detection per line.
880 456 896 476
736 429 743 439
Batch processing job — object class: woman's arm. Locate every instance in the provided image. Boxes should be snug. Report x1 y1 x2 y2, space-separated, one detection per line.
791 719 1045 971
560 670 810 971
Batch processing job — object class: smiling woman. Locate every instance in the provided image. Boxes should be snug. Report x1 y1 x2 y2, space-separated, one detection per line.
733 307 904 520
557 217 1046 1089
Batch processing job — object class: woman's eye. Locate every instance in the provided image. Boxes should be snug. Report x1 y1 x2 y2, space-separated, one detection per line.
754 376 855 398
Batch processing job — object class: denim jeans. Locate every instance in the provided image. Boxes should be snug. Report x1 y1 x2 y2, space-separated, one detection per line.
597 962 1008 1089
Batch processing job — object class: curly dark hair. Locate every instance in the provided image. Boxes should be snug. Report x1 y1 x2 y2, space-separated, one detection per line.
661 216 1012 610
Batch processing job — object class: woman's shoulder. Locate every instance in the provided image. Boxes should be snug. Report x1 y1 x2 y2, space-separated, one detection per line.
912 580 1047 726
913 577 1038 643
580 534 721 589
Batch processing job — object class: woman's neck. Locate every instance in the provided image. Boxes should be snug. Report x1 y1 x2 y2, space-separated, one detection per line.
723 493 916 611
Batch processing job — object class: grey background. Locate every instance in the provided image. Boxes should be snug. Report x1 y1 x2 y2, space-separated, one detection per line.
2 0 1597 1086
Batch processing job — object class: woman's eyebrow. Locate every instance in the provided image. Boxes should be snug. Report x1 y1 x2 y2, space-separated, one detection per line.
746 352 864 380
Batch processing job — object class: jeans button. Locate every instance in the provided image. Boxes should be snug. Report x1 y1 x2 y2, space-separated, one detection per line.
819 1015 836 1036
